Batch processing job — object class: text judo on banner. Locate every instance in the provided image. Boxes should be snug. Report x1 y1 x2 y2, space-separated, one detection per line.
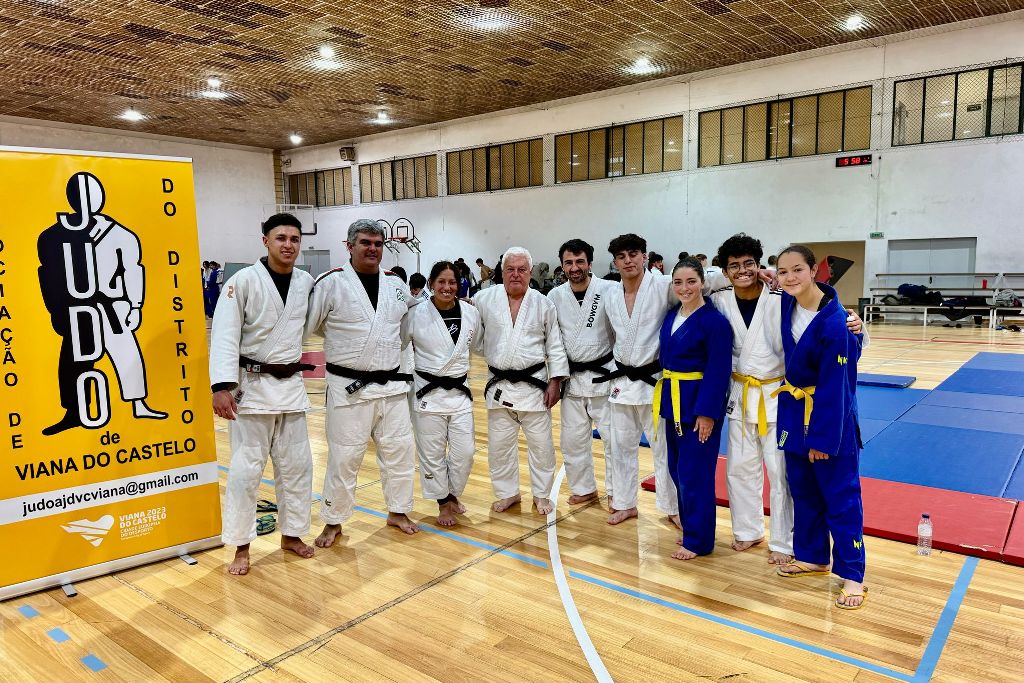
0 147 220 600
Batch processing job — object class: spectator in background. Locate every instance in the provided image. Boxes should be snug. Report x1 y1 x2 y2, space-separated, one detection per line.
649 252 665 274
409 272 428 302
204 261 223 318
457 262 472 299
477 257 494 289
706 256 722 278
390 265 408 283
766 254 778 274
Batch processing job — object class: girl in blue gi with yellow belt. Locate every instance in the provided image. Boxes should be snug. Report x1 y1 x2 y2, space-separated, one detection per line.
657 257 733 560
773 245 867 610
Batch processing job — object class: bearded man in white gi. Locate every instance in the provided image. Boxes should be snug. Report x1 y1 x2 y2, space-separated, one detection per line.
474 247 569 515
307 219 419 546
210 213 318 576
548 239 617 505
603 234 679 527
707 233 865 563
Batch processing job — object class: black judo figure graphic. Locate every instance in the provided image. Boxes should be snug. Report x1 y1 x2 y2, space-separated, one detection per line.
37 172 167 435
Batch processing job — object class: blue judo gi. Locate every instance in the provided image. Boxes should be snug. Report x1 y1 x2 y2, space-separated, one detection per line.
657 302 733 556
777 282 865 581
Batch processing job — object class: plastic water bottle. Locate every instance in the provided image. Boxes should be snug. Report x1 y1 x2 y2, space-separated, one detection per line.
917 513 932 556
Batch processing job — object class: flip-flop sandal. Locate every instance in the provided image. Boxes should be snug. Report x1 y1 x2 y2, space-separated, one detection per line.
256 514 276 536
835 586 869 610
256 499 278 513
776 561 830 578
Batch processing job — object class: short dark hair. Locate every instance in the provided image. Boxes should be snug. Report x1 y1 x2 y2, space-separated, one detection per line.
428 260 459 285
559 238 594 264
475 258 484 264
390 265 407 282
262 212 301 236
672 256 705 282
695 253 707 261
608 233 647 256
409 272 426 290
767 254 777 266
717 233 764 268
648 251 663 263
777 244 817 268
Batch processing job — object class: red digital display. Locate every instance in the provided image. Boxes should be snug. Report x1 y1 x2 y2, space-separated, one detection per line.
836 154 872 167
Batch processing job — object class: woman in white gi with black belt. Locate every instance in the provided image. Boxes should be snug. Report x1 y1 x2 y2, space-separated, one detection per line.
402 261 482 526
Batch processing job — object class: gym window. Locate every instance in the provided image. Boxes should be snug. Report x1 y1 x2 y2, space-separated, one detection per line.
698 86 872 167
893 63 1023 146
553 115 684 183
446 138 543 194
286 167 353 207
358 154 438 204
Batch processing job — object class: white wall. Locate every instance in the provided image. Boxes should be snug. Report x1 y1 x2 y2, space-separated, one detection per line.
0 117 276 264
285 17 1024 290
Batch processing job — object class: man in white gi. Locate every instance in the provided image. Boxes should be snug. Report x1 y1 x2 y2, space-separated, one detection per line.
474 247 569 515
603 234 679 526
307 219 419 546
548 239 617 505
707 233 866 563
210 213 317 575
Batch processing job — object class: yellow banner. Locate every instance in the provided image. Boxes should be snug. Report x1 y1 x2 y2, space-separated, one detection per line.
0 148 220 598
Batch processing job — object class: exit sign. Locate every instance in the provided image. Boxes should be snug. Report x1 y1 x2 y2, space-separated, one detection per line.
870 232 885 239
836 154 872 167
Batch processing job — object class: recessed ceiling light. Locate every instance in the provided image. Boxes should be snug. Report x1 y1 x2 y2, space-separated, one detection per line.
374 111 390 124
207 77 222 88
290 133 303 145
313 58 343 71
119 108 145 122
200 90 228 99
940 99 951 105
625 56 659 76
319 45 336 59
962 129 972 135
843 14 865 31
668 140 675 146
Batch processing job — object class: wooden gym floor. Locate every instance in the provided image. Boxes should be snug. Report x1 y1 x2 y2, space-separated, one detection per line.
3 322 1024 682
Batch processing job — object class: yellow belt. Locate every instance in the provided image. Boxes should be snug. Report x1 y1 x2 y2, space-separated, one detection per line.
652 370 704 438
732 372 786 437
770 381 816 430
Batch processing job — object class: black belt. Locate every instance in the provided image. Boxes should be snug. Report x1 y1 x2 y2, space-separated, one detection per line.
325 363 413 394
484 361 548 398
415 370 472 401
568 351 614 376
239 355 316 379
591 359 661 387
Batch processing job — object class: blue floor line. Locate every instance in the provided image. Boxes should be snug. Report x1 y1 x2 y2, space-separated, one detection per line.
912 556 979 682
46 627 71 643
353 505 548 568
81 654 108 672
17 605 39 619
568 570 914 682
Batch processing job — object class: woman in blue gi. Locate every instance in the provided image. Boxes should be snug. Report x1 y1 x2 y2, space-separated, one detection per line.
772 245 866 610
657 257 733 560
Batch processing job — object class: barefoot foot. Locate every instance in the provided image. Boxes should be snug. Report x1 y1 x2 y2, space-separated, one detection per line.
491 494 521 512
567 491 598 505
315 524 342 548
732 537 764 552
281 535 315 558
451 496 468 514
768 551 793 565
534 497 554 515
437 502 459 527
228 545 250 575
668 514 682 530
671 546 698 560
607 507 638 525
387 512 420 534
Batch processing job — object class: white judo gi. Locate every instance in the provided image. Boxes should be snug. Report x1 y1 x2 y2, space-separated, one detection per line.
306 266 417 525
210 262 315 547
474 286 570 500
548 278 617 497
401 301 481 500
605 271 679 515
707 281 794 555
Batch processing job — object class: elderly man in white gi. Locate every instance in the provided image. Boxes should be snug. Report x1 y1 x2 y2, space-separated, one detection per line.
474 246 569 515
548 238 617 506
210 213 318 576
307 219 420 546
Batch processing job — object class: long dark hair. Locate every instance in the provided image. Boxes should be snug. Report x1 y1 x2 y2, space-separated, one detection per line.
428 260 458 287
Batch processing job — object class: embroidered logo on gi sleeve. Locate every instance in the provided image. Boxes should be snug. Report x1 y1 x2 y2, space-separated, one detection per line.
837 354 848 365
397 289 406 302
779 430 788 447
853 538 863 550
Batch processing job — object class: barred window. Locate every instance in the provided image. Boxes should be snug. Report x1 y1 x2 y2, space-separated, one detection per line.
286 167 353 207
359 155 438 204
554 114 684 183
446 138 542 195
698 86 872 167
894 63 1024 146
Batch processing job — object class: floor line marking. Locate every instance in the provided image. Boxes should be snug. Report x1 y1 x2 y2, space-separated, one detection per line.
912 555 979 682
545 466 613 682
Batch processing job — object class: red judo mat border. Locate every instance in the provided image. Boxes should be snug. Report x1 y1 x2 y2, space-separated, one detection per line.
646 458 1024 565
